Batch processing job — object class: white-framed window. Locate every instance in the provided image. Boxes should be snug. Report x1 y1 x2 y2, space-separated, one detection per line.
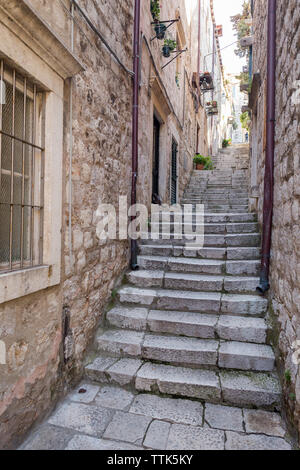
0 60 45 273
0 0 83 304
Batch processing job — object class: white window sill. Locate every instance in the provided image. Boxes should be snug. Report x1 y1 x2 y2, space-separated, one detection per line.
0 265 60 304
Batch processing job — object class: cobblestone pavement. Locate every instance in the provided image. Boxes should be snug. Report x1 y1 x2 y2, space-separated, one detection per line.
21 381 294 450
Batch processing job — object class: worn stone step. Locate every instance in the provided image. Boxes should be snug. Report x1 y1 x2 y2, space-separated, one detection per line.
158 213 257 223
136 362 281 408
127 270 260 294
118 286 222 313
138 256 225 274
220 370 281 408
107 307 218 339
139 245 260 261
96 329 275 371
128 270 223 291
107 308 267 344
155 222 258 235
118 286 268 316
218 342 275 371
226 260 260 276
141 233 261 247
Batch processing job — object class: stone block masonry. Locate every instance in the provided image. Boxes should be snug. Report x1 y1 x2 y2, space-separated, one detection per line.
0 0 205 448
250 0 300 444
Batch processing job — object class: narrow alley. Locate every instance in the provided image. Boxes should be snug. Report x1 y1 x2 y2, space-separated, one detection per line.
21 145 292 450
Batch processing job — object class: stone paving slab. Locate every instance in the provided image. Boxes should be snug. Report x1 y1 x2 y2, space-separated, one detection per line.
244 409 286 437
69 383 100 404
205 404 244 432
167 424 225 450
65 435 143 450
129 394 203 426
225 431 292 450
143 420 171 449
48 402 114 438
103 411 152 445
21 425 75 450
95 386 135 411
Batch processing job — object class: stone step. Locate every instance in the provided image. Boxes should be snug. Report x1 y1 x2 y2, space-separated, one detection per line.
137 256 260 276
139 245 260 260
155 222 258 234
85 356 281 408
183 197 249 204
141 233 261 247
107 308 267 344
118 286 268 316
96 329 275 371
127 270 260 293
158 213 257 223
138 256 225 274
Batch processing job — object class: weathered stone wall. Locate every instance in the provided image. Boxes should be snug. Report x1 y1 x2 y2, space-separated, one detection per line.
251 0 300 442
0 0 203 448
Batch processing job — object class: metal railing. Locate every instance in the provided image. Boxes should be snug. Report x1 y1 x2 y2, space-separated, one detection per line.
0 60 45 273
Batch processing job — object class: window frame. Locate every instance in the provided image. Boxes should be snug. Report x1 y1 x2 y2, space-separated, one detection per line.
0 61 46 274
0 9 69 304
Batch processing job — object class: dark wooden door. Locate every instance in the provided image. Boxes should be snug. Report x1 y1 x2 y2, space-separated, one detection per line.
152 116 160 202
171 138 178 205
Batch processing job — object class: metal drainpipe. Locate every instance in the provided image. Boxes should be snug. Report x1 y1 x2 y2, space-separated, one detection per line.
257 0 277 294
130 0 141 270
197 0 201 75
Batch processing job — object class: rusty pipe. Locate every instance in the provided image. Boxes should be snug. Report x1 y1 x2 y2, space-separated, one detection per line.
257 0 277 294
130 0 141 270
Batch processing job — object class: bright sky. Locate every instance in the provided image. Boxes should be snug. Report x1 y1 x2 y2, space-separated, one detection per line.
213 0 247 75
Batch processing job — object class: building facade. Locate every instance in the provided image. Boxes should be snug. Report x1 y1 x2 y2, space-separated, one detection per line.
249 0 300 443
0 0 228 448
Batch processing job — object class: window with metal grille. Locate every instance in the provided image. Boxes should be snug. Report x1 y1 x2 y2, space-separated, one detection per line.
0 60 45 273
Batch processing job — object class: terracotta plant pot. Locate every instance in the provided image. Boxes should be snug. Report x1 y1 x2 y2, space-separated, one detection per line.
196 164 204 170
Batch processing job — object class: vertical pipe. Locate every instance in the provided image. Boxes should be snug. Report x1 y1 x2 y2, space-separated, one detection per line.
9 69 16 269
197 0 201 75
30 84 36 266
69 0 74 262
39 94 45 265
20 77 27 268
0 61 3 209
257 0 277 294
130 0 141 270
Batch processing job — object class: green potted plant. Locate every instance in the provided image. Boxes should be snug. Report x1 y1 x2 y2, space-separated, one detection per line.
204 156 214 170
151 0 160 21
162 39 177 58
193 154 207 170
222 138 232 148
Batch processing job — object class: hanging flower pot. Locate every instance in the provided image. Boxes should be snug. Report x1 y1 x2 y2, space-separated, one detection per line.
154 23 167 40
162 39 177 58
162 45 171 57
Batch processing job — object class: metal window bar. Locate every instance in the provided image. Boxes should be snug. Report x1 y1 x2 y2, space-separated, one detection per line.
0 60 45 273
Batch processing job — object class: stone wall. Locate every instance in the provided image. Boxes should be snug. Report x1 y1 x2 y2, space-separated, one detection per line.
0 0 204 448
250 0 300 442
0 0 133 448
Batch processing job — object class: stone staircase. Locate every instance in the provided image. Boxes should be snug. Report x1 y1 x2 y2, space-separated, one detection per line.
85 150 282 414
211 144 250 171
